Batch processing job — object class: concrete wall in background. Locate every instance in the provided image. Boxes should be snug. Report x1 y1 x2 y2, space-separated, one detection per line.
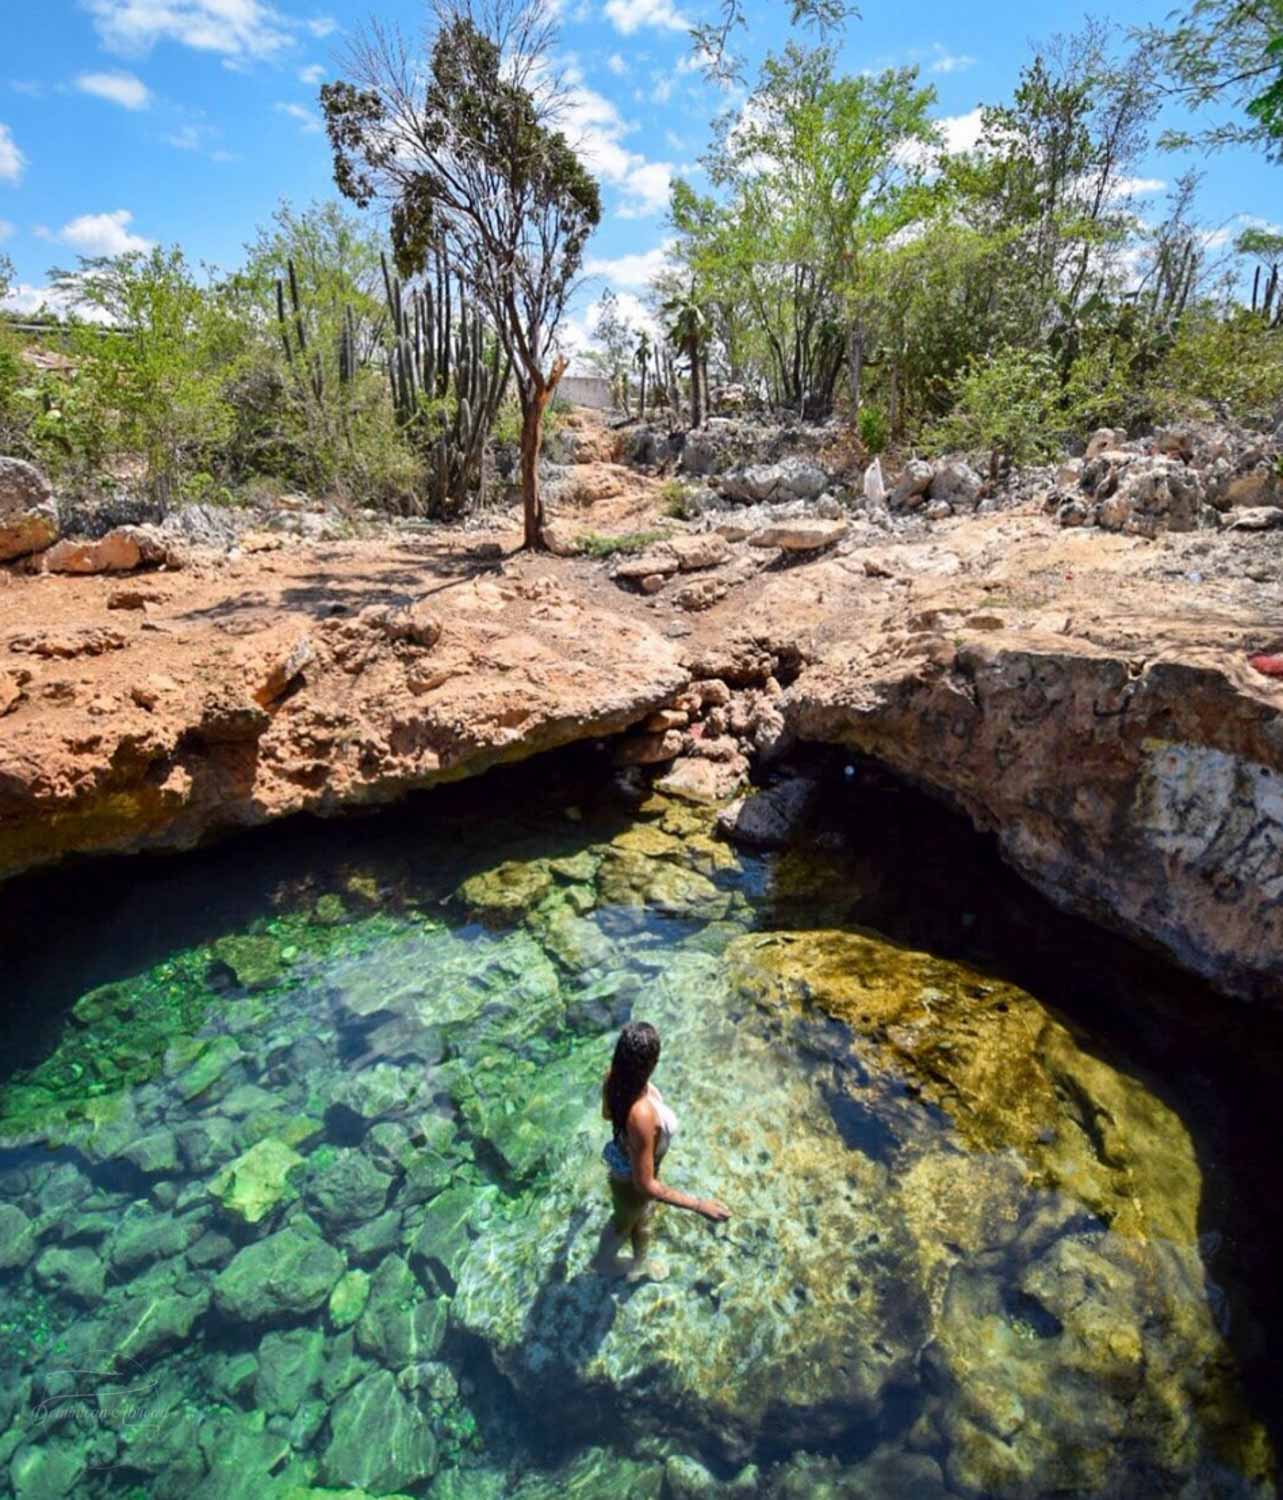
559 375 614 410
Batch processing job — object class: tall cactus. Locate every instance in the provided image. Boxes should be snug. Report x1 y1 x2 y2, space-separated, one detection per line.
381 244 511 516
276 257 358 404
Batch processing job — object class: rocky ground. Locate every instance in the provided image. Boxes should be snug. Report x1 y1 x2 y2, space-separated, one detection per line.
1 405 1281 1003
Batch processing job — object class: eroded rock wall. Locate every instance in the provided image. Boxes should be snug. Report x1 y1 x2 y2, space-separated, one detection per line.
791 631 1283 1004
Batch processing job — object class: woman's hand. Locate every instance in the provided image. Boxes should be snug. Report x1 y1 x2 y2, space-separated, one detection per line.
698 1198 732 1223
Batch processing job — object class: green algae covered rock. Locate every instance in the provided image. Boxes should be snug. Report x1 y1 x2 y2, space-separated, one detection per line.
256 1327 324 1416
320 1369 436 1493
210 1137 305 1225
214 1226 344 1323
305 1149 393 1229
0 1204 35 1271
329 1269 371 1330
210 934 290 991
175 1035 244 1103
510 1447 664 1499
458 858 553 919
355 1253 448 1369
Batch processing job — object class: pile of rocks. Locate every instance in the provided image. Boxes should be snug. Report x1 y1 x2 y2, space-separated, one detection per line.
1044 424 1282 537
870 455 988 518
618 415 841 481
612 645 793 801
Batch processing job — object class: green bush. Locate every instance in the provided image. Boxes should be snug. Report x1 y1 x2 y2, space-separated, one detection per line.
857 404 888 455
1146 309 1283 421
576 529 669 558
660 479 698 519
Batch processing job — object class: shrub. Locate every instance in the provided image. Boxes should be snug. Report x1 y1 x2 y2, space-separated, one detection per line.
576 529 669 557
660 479 699 519
857 404 888 455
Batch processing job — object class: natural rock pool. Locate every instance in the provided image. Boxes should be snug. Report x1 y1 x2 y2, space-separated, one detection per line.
1 749 1280 1499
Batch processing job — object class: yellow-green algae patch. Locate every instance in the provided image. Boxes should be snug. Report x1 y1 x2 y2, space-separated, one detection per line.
727 927 1200 1244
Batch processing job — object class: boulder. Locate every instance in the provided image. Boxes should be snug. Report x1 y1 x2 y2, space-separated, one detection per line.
1085 427 1123 460
34 1245 106 1307
0 457 58 562
613 549 680 581
213 1226 344 1322
667 533 731 572
681 428 734 477
614 729 684 765
653 755 747 804
928 460 983 508
41 528 144 574
209 1137 304 1225
889 458 933 509
721 457 829 505
716 777 818 849
304 1148 393 1229
320 1369 436 1492
748 520 847 552
1222 506 1283 532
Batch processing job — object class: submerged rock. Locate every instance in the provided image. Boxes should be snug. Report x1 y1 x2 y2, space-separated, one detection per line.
213 1226 344 1323
320 1368 437 1492
716 777 817 848
209 1137 304 1225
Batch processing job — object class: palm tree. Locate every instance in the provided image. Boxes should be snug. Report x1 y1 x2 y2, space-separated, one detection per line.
635 329 652 419
662 287 708 430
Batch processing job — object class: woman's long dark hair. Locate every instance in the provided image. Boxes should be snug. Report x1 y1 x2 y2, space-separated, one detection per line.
605 1021 661 1140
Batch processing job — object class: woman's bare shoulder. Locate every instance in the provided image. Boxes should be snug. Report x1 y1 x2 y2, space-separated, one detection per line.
627 1092 659 1128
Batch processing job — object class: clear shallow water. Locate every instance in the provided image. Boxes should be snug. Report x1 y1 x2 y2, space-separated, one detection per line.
0 750 1280 1499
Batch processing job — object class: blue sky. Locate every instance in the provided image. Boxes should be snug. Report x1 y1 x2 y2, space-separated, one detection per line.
0 0 1275 351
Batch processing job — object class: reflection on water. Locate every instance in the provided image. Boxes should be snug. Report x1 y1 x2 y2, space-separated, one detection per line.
0 749 1279 1499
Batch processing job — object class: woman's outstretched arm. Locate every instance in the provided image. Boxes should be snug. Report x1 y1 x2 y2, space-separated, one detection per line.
627 1100 730 1223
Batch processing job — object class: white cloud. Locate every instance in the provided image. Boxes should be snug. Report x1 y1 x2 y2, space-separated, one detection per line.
650 75 674 104
929 47 976 74
603 0 688 36
616 160 672 216
1 278 117 323
59 209 151 256
275 101 321 133
76 70 151 109
585 240 674 287
298 63 326 85
209 148 239 162
0 123 26 184
0 219 13 240
939 107 983 155
84 0 293 62
607 53 628 76
1108 175 1166 200
305 15 337 37
560 77 673 217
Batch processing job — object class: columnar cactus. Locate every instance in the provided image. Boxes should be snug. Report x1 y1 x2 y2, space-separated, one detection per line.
381 245 510 515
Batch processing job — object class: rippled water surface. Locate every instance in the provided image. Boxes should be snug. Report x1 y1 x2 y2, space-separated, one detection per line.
1 751 1280 1499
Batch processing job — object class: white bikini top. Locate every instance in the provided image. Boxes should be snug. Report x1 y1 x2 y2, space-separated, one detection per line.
649 1083 679 1161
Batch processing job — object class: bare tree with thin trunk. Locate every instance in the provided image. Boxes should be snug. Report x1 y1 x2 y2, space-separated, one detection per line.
321 0 601 549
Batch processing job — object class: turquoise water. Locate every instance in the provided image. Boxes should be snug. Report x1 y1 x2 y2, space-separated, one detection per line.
0 751 1279 1499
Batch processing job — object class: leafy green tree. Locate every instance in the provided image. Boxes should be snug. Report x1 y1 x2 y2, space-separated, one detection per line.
1143 0 1283 159
321 0 601 549
49 246 246 501
673 46 937 418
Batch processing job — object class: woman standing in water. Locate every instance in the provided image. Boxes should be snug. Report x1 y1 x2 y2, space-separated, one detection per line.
593 1021 731 1277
